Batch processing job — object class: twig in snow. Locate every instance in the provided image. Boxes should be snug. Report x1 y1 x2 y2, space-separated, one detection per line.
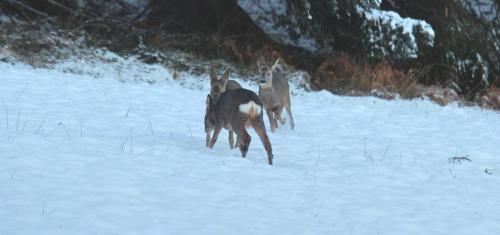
5 106 8 129
10 169 17 180
317 143 321 161
380 138 392 161
148 120 154 135
60 122 71 139
45 125 58 137
21 120 27 133
15 87 26 103
313 202 323 217
448 155 471 164
363 137 366 159
389 153 403 179
313 167 317 186
45 122 70 138
124 107 132 118
313 143 321 185
363 137 373 166
80 119 83 136
121 136 129 152
332 146 346 158
16 107 20 132
129 127 133 153
186 124 192 137
35 120 45 134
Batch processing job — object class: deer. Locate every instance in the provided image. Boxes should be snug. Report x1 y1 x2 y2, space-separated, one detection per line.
205 88 274 165
258 58 295 133
205 66 242 149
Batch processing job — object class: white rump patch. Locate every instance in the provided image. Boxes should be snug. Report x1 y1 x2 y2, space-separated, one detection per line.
239 101 262 117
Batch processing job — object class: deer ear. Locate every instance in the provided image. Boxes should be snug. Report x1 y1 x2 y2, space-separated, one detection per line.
206 94 212 109
220 69 230 84
271 57 280 71
257 56 266 68
206 94 212 104
210 65 217 85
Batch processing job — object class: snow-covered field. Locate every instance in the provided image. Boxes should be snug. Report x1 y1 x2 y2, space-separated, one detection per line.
1 59 500 234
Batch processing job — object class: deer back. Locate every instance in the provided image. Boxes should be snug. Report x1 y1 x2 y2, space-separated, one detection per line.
271 70 290 103
226 80 242 90
212 88 263 127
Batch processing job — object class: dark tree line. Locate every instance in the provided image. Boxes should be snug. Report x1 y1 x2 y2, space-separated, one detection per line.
1 0 498 100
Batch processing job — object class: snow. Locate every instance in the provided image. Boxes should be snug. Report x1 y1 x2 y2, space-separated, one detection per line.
53 50 172 84
1 57 500 234
363 9 435 40
237 0 320 52
449 52 491 85
76 0 149 8
359 7 435 58
122 0 149 8
460 0 498 22
0 15 12 23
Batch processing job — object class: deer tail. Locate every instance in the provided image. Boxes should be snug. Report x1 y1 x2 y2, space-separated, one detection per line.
239 101 262 118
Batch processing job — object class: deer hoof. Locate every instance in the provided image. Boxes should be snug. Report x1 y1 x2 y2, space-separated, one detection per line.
279 117 286 124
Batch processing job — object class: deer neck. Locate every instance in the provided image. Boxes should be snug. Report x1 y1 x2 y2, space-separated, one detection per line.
260 77 273 90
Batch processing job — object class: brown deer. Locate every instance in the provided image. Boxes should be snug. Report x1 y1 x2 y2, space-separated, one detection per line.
206 66 242 149
205 88 274 165
258 58 295 132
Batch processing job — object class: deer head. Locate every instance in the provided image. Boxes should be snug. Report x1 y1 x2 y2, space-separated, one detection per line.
258 58 280 89
210 65 230 101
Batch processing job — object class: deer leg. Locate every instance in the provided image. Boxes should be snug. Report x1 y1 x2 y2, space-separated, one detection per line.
209 126 223 149
252 119 273 165
205 132 211 147
272 108 279 128
229 129 235 149
285 102 295 130
265 108 275 133
237 130 251 158
273 109 280 127
275 106 286 125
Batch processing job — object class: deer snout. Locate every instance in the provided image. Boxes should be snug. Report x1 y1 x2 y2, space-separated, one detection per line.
259 79 267 84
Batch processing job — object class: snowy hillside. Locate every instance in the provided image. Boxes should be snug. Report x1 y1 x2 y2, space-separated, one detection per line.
1 58 500 234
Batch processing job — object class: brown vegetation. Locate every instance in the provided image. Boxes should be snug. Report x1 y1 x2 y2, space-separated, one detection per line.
311 55 500 110
312 55 419 99
476 87 500 110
